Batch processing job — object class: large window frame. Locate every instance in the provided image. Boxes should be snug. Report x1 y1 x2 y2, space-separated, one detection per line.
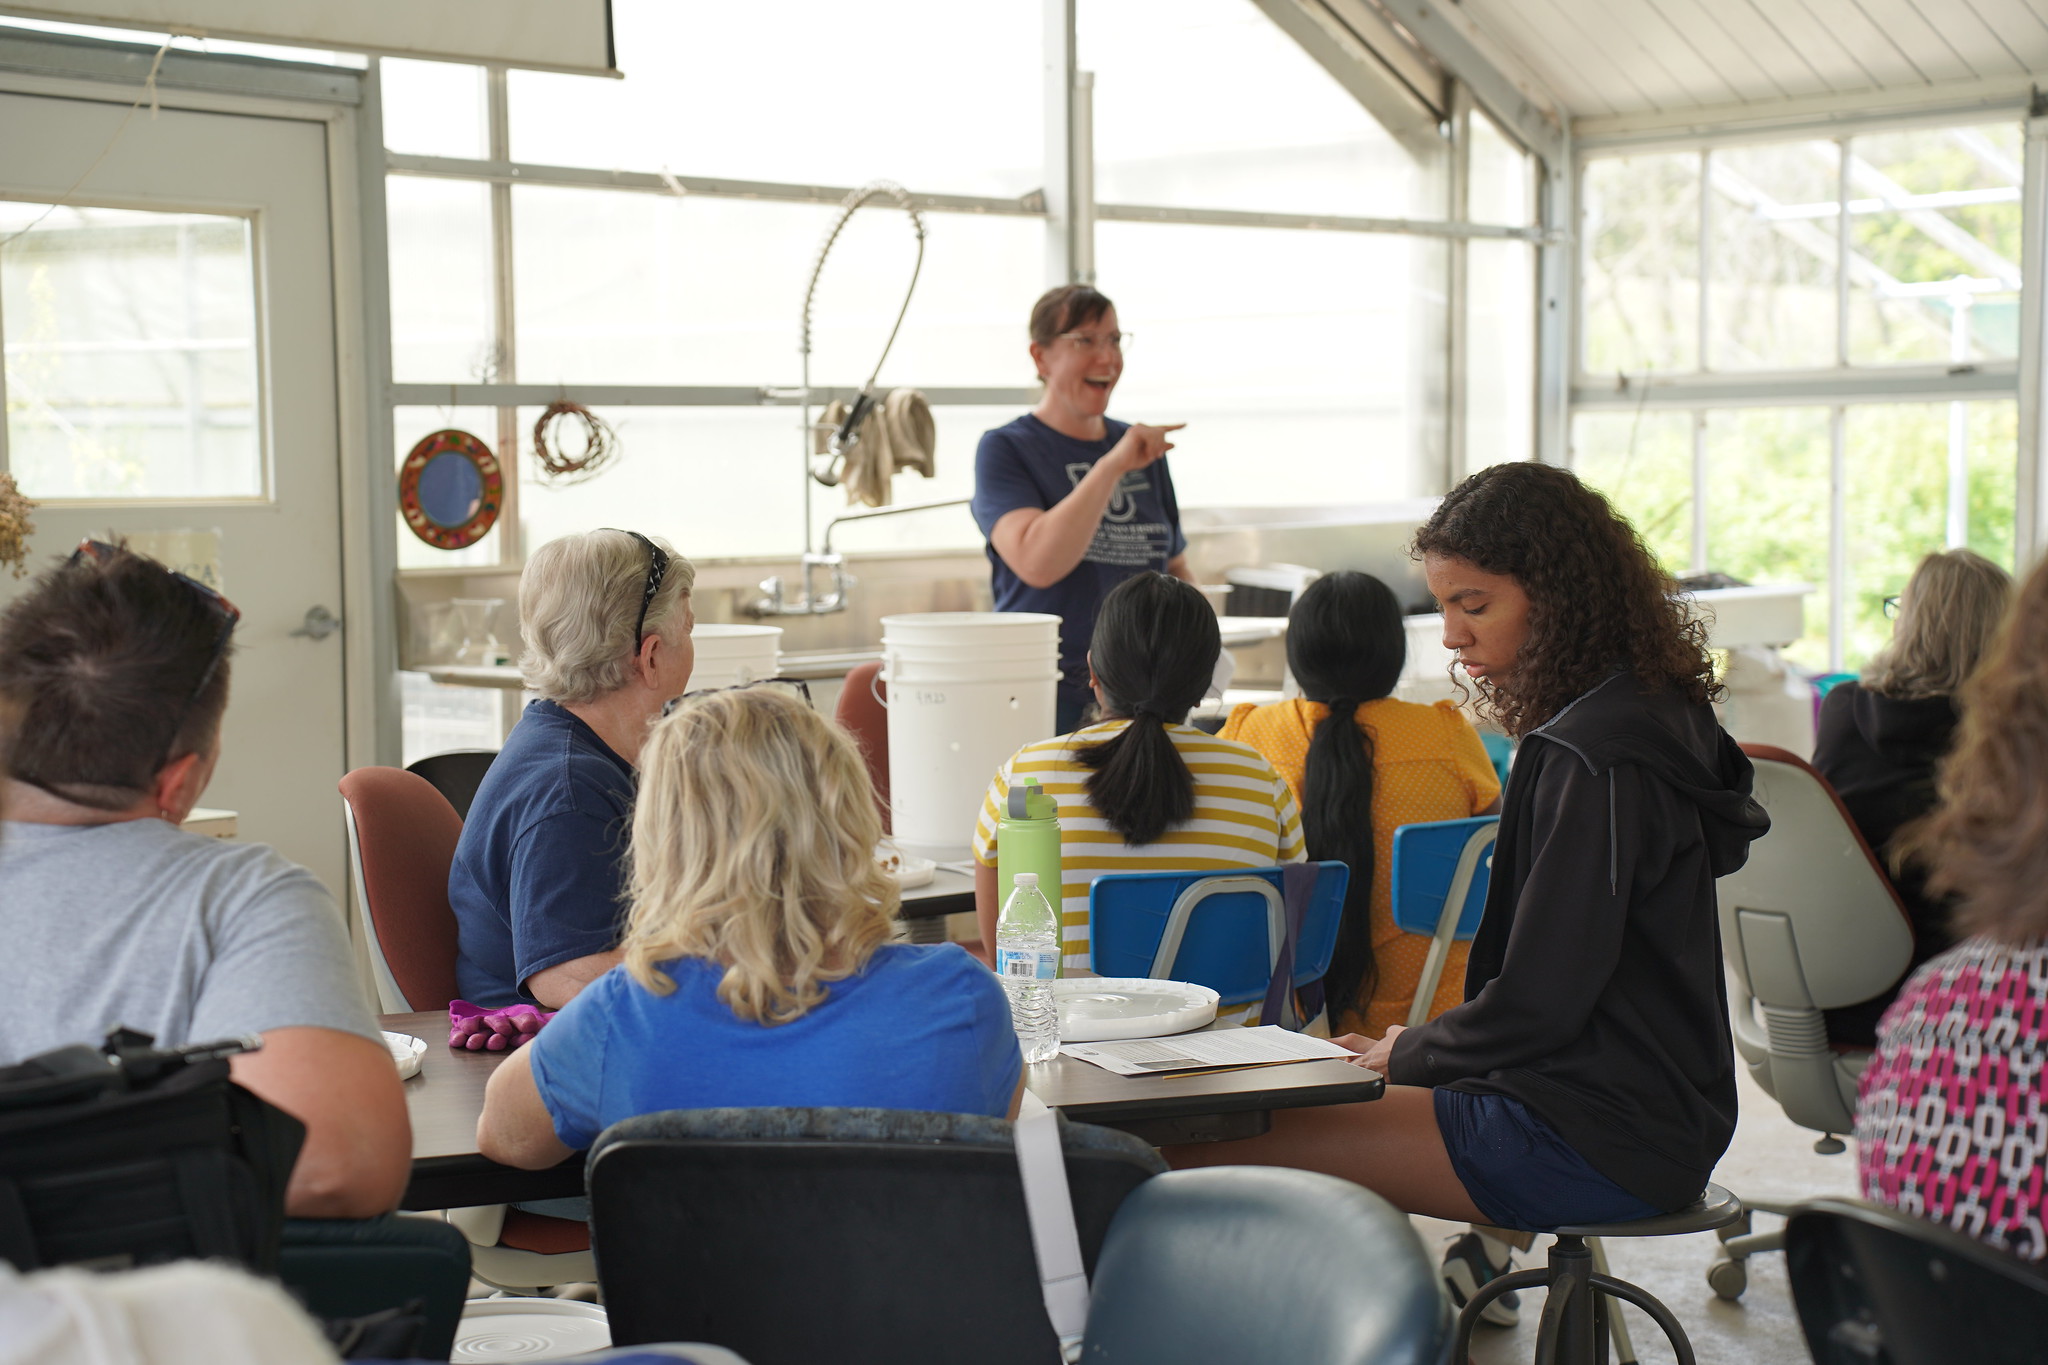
369 0 1549 574
1568 107 2045 671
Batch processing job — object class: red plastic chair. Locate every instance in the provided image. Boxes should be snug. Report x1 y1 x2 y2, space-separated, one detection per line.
337 766 595 1286
836 659 890 833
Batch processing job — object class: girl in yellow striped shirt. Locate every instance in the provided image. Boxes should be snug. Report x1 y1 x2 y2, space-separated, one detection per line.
972 574 1305 1001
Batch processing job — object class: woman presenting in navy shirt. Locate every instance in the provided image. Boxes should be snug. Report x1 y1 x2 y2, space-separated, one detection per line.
971 284 1196 733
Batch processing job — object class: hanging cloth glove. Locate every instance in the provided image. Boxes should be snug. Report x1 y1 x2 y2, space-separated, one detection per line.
817 388 936 508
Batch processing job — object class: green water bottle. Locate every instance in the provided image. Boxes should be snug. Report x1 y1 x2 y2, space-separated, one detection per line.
996 778 1063 932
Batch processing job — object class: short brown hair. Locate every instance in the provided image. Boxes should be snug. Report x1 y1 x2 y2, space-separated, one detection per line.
0 546 233 809
1029 284 1114 349
1412 461 1717 737
1900 555 2048 943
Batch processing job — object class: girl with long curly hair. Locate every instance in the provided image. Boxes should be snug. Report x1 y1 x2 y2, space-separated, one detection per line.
1172 463 1769 1269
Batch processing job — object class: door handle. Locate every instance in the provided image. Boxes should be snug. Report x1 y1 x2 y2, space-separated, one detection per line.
292 605 343 641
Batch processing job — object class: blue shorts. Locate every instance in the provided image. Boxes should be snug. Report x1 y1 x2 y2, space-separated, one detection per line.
1433 1088 1668 1233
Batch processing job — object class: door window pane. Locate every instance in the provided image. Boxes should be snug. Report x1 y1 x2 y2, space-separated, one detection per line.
1847 125 2021 366
1571 410 1692 576
1704 408 1830 670
507 0 1041 197
1707 141 1838 371
1582 155 1700 376
2 202 261 500
1082 0 1442 219
1095 220 1446 506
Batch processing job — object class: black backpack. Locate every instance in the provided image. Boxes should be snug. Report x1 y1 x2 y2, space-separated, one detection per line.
0 1028 303 1274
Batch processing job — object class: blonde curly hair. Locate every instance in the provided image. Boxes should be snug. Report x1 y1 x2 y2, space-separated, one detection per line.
622 687 899 1023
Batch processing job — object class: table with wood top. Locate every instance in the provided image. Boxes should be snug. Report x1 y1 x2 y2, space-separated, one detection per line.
380 1008 1384 1211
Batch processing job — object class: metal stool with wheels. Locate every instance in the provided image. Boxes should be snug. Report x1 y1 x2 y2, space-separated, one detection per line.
1452 1184 1744 1365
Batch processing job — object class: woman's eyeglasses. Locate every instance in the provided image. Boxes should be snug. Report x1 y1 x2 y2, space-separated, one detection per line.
604 528 669 646
1882 594 1901 619
662 676 813 717
1054 329 1130 355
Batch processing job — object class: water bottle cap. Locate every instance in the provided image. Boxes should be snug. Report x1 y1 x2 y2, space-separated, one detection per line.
1012 872 1038 887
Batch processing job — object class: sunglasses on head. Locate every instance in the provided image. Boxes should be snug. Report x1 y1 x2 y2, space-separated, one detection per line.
69 538 242 766
662 676 814 718
603 528 670 647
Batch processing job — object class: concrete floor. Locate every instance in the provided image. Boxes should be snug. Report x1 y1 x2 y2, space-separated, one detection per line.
1414 1063 1860 1364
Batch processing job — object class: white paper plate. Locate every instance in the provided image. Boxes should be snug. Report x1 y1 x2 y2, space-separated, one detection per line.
453 1298 610 1362
1053 978 1219 1042
876 841 936 889
382 1031 426 1080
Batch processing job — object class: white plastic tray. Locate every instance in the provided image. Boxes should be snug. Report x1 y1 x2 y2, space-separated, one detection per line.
383 1031 425 1080
1053 978 1219 1042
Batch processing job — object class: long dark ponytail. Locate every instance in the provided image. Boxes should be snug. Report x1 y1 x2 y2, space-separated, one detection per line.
1287 572 1406 1020
1077 573 1221 846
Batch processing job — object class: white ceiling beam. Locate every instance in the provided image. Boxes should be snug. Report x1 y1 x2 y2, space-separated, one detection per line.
1575 75 2035 150
1373 0 1565 165
1247 0 1446 161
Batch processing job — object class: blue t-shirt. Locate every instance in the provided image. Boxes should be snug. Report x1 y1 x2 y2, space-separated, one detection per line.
527 944 1023 1148
971 414 1186 707
449 699 636 1006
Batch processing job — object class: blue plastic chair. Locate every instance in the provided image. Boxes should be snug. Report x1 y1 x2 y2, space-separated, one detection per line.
1389 817 1499 1029
1479 731 1513 786
1087 863 1349 1029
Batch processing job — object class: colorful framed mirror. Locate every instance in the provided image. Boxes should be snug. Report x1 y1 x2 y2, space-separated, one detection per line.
399 429 502 550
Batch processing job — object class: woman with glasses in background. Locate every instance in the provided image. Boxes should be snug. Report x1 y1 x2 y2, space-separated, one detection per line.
1811 547 2012 1046
972 284 1199 734
450 528 696 1010
478 687 1022 1171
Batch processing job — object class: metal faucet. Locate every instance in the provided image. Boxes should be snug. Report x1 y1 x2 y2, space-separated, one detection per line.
748 497 971 617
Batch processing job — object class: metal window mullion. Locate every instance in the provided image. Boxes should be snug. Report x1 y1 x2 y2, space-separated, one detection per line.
1837 140 1851 369
1691 410 1708 575
1448 81 1471 485
1698 148 1712 374
485 65 519 565
1830 406 1847 672
2018 112 2048 566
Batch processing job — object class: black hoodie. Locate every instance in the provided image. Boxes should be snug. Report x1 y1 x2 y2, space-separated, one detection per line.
1810 679 1960 1045
1386 673 1770 1211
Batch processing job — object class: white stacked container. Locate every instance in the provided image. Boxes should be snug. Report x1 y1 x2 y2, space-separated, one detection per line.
687 623 783 691
881 612 1061 863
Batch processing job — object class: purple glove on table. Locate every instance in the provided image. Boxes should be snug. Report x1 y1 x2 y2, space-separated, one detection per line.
448 999 556 1052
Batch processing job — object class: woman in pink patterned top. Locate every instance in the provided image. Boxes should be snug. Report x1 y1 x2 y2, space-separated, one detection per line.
1856 554 2048 1261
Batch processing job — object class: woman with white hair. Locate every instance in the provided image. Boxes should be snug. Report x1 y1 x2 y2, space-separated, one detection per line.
1812 547 2012 1045
450 528 696 1009
476 687 1021 1169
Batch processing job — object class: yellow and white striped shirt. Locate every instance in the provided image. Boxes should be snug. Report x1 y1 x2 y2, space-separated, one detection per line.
972 720 1307 974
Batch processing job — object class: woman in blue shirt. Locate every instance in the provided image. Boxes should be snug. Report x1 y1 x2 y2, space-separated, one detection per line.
478 687 1022 1167
972 284 1197 733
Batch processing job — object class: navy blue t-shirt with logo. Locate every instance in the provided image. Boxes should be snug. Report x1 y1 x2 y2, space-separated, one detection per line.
970 413 1186 712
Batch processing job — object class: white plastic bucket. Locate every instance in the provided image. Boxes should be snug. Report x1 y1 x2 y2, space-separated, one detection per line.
881 612 1060 862
689 623 783 691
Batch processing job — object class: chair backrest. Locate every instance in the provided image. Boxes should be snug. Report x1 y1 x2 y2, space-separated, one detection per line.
587 1107 1166 1365
1087 863 1348 1008
403 749 498 822
1080 1166 1452 1365
338 767 464 1013
1389 816 1499 939
1719 745 1915 1013
1787 1197 2048 1365
834 659 889 831
1717 745 1916 1135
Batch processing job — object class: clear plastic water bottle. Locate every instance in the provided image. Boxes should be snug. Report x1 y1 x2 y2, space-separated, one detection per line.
995 871 1061 1064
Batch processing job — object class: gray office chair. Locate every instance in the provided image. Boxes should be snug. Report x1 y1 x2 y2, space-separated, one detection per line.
1078 1166 1452 1365
1709 744 1916 1299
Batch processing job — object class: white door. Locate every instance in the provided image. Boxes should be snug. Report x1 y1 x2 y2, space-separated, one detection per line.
0 89 350 896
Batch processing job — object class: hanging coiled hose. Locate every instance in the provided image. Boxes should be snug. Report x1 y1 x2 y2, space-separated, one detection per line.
799 181 929 522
